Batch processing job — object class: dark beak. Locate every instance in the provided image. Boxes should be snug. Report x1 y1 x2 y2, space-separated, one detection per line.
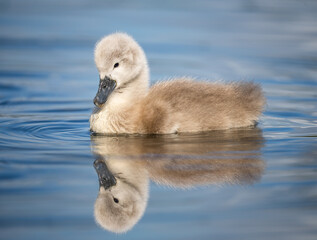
93 76 117 107
94 159 117 190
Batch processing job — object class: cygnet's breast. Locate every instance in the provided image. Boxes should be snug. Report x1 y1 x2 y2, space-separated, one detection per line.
90 108 124 133
90 107 133 134
90 109 110 133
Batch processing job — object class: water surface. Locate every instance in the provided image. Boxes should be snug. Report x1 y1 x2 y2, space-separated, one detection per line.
0 1 317 240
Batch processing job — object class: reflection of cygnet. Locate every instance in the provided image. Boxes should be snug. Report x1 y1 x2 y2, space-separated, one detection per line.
91 128 265 233
90 33 265 134
93 157 148 233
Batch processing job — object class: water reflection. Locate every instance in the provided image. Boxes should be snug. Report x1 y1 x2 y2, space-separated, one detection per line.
91 127 265 233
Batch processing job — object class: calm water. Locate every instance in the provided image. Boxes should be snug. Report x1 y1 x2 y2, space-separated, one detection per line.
0 0 317 239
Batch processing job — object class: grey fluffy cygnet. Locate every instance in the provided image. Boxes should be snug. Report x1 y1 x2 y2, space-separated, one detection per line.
90 33 265 134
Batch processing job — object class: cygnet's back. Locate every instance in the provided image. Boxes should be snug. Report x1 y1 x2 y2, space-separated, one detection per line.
138 78 265 134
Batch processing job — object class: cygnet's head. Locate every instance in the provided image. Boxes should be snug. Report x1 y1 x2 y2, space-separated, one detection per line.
93 158 149 233
93 33 149 108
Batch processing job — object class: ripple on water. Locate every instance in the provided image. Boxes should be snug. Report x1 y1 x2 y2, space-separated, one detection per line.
0 118 89 148
0 96 91 152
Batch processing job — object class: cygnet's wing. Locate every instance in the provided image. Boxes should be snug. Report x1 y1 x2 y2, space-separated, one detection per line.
139 79 265 133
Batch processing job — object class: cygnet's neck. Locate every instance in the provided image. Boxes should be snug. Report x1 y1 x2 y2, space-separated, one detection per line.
104 67 149 112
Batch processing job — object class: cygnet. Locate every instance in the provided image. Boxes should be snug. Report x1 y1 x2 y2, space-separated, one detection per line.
90 33 265 134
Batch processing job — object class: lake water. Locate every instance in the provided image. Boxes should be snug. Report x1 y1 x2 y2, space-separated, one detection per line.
0 0 317 239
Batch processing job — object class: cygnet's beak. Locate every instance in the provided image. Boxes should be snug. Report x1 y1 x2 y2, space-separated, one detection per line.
93 76 117 107
94 159 117 190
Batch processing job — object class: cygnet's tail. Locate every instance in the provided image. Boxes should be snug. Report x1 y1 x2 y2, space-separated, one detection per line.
234 81 266 122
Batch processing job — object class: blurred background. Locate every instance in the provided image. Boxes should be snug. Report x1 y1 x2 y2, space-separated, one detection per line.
0 0 316 240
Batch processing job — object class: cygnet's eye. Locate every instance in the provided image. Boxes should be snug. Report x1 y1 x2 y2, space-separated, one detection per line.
113 197 119 203
113 62 119 68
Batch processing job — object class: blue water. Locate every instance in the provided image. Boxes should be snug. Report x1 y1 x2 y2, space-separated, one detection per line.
0 0 317 239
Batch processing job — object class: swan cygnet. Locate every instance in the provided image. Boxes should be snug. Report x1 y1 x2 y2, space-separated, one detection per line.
90 33 266 134
93 158 149 233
